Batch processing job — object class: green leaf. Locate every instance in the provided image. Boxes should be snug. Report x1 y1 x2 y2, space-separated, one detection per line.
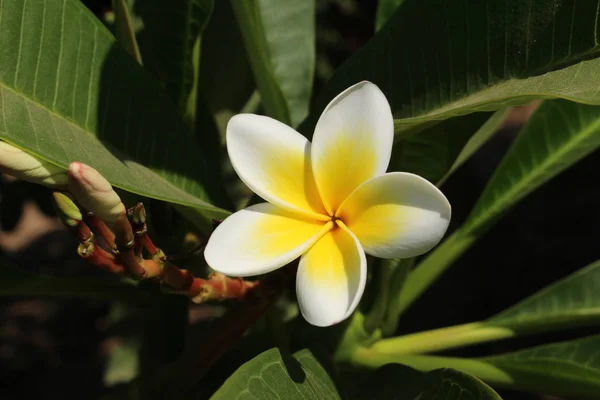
370 255 600 353
232 0 315 127
356 364 501 400
0 263 147 303
481 335 600 397
131 0 233 210
375 0 405 32
199 0 255 119
301 0 600 137
390 112 493 184
112 0 143 64
399 99 600 313
466 100 600 233
133 0 213 118
488 258 600 332
437 108 510 185
355 336 600 398
211 348 341 400
0 0 228 216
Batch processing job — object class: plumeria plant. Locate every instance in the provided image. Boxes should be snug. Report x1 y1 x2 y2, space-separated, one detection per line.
1 0 600 398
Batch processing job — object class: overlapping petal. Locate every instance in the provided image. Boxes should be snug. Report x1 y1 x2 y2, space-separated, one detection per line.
296 223 366 327
205 203 332 277
227 114 328 220
311 82 394 214
337 172 451 258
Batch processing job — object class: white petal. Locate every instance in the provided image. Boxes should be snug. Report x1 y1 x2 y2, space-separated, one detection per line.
227 114 327 220
311 81 394 214
296 223 366 327
204 203 332 277
337 172 451 258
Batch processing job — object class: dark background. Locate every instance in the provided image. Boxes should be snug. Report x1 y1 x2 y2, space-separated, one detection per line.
1 1 598 399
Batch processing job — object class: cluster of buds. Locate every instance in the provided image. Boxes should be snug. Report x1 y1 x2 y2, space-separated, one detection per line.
0 141 257 303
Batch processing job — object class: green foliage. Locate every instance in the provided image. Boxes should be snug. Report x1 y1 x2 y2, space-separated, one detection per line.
480 335 600 397
375 0 405 31
133 0 213 116
231 0 315 127
300 0 600 137
488 258 600 332
112 0 143 64
211 348 341 400
399 99 600 314
0 263 146 303
3 0 600 397
356 364 501 400
391 110 508 184
0 0 227 216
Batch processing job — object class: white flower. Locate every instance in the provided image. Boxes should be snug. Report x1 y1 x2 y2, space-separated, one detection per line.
0 141 67 187
204 82 451 327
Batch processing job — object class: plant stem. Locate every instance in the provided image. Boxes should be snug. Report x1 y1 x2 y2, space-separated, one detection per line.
370 322 514 355
381 258 413 336
364 259 395 333
351 348 600 398
396 231 476 316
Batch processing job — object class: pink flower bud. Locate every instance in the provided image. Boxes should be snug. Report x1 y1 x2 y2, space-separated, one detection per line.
67 161 125 224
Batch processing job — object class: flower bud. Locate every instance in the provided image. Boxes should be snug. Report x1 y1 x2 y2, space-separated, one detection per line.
0 141 67 187
52 192 82 228
67 161 125 224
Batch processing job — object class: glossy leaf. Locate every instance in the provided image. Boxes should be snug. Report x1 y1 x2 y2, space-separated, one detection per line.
355 364 501 400
232 0 315 127
0 0 228 216
400 100 600 313
301 0 600 137
211 348 341 400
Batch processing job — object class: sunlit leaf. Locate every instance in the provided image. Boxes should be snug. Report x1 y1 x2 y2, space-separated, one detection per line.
0 0 228 216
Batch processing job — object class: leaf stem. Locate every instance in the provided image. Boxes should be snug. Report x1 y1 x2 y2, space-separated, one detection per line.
364 259 395 333
396 231 476 316
370 322 514 355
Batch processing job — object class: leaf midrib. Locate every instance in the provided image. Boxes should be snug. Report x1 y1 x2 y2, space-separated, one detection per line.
464 110 600 234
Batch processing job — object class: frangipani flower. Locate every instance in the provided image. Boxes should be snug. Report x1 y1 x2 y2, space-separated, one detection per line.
205 82 451 327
